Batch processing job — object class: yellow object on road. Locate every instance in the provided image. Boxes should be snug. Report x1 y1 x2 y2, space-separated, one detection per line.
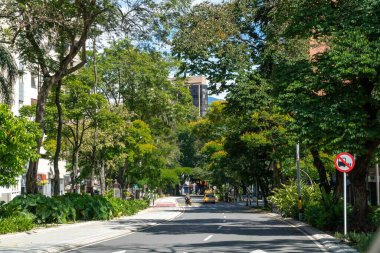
203 194 216 203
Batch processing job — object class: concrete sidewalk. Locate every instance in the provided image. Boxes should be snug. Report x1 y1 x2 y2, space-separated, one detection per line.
0 203 183 253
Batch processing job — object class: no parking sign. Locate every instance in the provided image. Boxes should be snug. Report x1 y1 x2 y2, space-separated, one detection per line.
334 152 355 173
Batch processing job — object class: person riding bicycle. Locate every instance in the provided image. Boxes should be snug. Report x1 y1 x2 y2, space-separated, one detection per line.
185 195 191 205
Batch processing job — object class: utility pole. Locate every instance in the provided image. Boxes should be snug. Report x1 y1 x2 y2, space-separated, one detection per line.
296 143 302 220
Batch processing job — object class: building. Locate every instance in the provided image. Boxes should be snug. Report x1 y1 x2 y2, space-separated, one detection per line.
185 76 208 117
0 59 68 202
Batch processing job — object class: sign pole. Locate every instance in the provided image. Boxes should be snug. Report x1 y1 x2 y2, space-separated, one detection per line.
334 152 355 237
343 172 347 236
296 143 302 221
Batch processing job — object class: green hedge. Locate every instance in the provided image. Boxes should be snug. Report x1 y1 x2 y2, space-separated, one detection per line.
107 198 149 217
0 193 149 233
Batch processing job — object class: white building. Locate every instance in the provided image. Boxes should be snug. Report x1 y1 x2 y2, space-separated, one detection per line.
0 60 68 202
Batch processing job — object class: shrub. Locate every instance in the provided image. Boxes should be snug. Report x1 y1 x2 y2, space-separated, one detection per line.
304 193 345 230
60 193 113 221
6 194 75 224
269 180 348 231
369 206 380 230
1 193 148 230
335 232 376 253
0 213 35 234
269 180 321 219
107 197 148 217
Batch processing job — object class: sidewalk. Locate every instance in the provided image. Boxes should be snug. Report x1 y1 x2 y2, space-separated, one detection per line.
0 199 183 253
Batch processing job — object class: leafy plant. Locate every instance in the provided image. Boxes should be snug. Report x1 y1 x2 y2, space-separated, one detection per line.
369 206 380 229
0 213 35 234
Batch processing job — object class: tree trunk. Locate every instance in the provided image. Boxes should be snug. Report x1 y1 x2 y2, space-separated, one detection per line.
350 140 379 231
99 159 106 195
310 147 331 194
90 36 99 196
273 159 280 187
53 80 63 196
26 82 51 194
71 148 79 193
118 160 128 190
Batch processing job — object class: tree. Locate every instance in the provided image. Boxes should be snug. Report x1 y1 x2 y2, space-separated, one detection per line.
0 104 40 186
96 39 196 174
261 0 380 230
0 0 178 193
0 45 17 105
173 0 380 230
172 1 260 93
0 0 121 193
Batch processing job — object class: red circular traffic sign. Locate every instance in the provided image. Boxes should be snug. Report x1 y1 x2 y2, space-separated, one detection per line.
334 152 355 173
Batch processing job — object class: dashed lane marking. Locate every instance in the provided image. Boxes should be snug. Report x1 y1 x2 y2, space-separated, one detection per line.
203 235 213 241
217 225 223 230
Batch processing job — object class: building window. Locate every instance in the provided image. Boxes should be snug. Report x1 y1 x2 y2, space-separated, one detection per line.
31 75 36 88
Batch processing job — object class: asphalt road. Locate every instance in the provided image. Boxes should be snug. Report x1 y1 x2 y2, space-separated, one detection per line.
70 198 327 253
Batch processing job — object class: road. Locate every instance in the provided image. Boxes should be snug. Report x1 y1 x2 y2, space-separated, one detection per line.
68 197 327 253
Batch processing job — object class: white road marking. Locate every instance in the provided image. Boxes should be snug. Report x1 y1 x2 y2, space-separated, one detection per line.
223 216 226 218
112 251 127 253
204 235 213 241
250 250 267 253
265 213 328 252
217 225 223 230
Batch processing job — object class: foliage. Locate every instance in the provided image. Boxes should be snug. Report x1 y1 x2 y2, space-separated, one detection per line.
335 232 377 253
5 194 76 223
107 198 148 217
172 1 259 92
269 180 349 231
304 193 345 231
0 194 149 228
0 104 40 186
269 181 301 218
0 213 35 234
159 168 180 190
369 206 380 229
0 45 17 105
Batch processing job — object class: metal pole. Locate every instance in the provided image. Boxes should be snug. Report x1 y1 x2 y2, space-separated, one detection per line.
344 172 347 235
376 163 379 206
296 143 302 220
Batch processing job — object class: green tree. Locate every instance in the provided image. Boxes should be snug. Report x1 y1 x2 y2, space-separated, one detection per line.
0 104 40 186
0 46 17 105
0 0 121 193
261 0 380 230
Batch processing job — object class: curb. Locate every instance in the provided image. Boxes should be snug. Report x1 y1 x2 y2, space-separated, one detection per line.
265 212 358 253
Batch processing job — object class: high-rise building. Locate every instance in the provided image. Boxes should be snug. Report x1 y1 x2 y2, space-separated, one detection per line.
185 76 208 117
